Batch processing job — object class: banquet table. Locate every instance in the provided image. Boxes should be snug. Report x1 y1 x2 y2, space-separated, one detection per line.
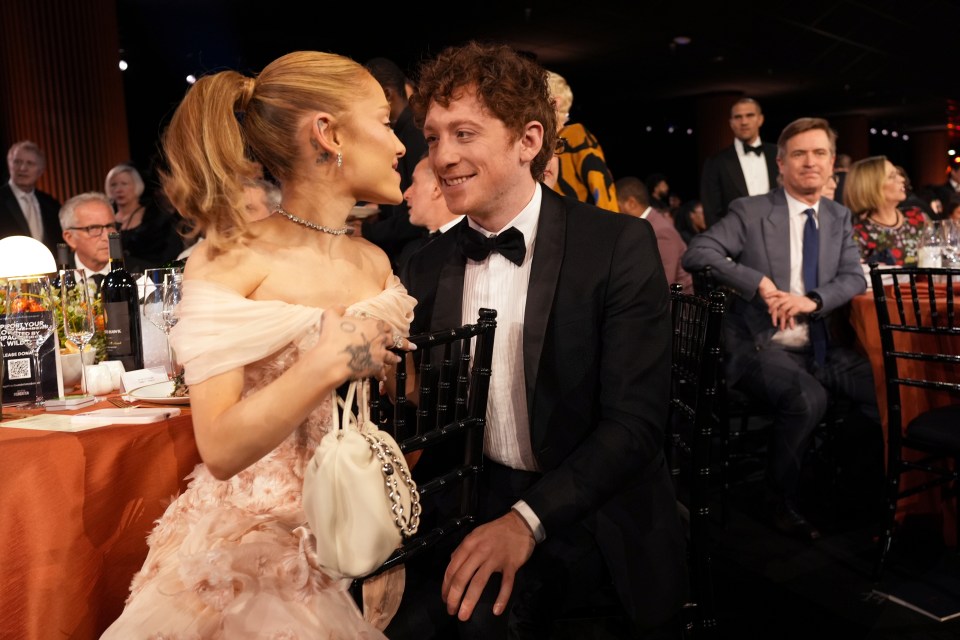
849 283 959 545
0 399 200 640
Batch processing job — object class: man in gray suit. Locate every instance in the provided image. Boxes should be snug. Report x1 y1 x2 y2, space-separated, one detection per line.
683 117 878 540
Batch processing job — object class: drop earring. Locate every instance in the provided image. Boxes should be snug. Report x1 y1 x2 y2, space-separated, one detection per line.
336 152 343 168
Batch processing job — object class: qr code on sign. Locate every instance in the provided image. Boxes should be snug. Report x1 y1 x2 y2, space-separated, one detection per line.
7 358 32 380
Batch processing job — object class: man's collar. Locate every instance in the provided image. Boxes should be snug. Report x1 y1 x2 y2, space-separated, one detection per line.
467 183 542 246
640 206 653 220
74 253 110 276
784 189 820 217
8 180 34 198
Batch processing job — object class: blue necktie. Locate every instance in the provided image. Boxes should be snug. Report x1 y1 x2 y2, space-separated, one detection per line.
802 208 827 365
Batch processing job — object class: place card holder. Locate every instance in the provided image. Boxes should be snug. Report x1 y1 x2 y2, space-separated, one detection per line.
1 311 63 404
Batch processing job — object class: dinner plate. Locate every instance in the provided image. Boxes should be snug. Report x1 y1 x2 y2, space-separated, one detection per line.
128 380 190 405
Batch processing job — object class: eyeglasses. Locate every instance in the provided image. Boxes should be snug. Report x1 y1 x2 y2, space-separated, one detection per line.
554 137 569 155
67 223 120 237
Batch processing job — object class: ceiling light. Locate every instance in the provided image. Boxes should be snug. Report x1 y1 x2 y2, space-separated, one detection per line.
186 75 197 84
870 128 877 134
949 149 956 156
902 134 910 141
118 60 128 71
673 36 691 46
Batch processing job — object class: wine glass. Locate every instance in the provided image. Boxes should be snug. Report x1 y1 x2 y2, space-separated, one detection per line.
4 275 56 408
142 268 182 377
942 220 960 268
59 269 96 396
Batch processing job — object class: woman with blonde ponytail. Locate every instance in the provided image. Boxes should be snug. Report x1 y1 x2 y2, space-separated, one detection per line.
101 51 414 638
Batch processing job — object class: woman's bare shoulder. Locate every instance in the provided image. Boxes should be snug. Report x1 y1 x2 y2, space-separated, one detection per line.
183 239 268 297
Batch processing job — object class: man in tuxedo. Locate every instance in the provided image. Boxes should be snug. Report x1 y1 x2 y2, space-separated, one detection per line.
396 156 465 271
393 42 686 639
361 57 429 270
699 98 779 227
931 161 960 210
59 192 118 286
683 117 879 541
616 176 692 293
1 141 62 252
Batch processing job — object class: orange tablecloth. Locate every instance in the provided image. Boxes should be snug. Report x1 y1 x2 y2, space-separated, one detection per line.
0 401 200 639
850 286 958 544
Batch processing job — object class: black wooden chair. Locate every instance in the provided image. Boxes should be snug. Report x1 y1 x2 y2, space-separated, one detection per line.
350 308 497 610
666 283 726 639
689 266 854 512
869 265 960 579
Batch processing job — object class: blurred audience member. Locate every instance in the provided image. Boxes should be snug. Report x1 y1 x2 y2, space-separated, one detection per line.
546 70 619 211
105 162 184 271
396 156 464 270
896 165 938 219
616 176 692 293
177 178 279 260
1 140 62 252
846 155 927 266
675 199 706 245
361 57 428 269
944 194 960 222
645 173 670 211
832 153 852 203
822 172 839 201
699 98 779 227
59 192 116 284
932 160 960 208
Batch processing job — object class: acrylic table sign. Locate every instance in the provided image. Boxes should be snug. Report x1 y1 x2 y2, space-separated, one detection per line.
1 310 63 405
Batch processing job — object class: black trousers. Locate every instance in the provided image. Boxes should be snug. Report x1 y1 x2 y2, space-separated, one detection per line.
733 344 879 499
386 459 675 639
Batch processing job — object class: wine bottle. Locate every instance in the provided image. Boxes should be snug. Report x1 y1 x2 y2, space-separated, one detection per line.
52 242 74 289
101 232 144 370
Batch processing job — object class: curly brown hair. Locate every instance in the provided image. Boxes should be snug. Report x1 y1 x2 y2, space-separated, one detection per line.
411 41 557 182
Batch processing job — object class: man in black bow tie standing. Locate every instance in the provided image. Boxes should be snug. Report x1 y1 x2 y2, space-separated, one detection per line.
393 41 686 639
700 98 779 227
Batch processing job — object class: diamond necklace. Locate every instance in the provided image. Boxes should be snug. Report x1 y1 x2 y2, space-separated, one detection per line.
275 206 351 236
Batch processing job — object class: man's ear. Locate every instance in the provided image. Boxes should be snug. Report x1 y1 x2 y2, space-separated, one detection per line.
519 121 544 163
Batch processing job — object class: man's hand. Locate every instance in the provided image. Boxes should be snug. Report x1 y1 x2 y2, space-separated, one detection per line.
757 277 817 330
441 511 536 621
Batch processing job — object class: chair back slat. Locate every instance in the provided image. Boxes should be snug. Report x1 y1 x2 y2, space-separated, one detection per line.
353 308 497 588
666 283 725 635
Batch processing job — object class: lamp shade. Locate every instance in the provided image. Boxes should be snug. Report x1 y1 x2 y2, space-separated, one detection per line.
0 236 57 278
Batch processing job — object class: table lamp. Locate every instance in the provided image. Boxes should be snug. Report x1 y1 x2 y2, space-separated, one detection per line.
0 235 57 278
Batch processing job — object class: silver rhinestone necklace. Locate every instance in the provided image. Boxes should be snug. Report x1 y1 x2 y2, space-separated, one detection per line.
275 206 350 236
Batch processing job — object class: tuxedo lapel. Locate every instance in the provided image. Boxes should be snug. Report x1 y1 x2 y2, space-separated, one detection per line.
523 190 565 415
1 187 31 236
721 147 749 196
430 220 467 332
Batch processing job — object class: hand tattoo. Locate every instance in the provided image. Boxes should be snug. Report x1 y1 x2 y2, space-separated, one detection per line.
343 332 375 374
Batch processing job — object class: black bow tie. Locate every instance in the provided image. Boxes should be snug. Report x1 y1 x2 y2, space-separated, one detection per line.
744 143 764 156
457 225 526 266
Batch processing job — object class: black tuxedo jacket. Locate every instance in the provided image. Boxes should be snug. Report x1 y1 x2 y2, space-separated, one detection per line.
700 142 779 227
401 186 686 628
0 183 62 254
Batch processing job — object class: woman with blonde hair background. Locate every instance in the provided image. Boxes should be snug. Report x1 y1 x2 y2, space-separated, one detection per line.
846 154 927 266
104 162 184 271
101 50 415 638
545 70 619 211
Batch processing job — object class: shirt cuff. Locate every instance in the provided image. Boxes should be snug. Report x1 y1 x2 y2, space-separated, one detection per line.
512 500 546 544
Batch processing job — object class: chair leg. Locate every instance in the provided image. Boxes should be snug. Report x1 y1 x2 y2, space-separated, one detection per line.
874 463 901 580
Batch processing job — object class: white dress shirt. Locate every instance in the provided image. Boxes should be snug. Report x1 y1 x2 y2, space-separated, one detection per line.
75 254 110 281
437 215 464 234
461 184 545 542
770 192 818 349
735 137 772 197
8 181 44 241
462 186 541 472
